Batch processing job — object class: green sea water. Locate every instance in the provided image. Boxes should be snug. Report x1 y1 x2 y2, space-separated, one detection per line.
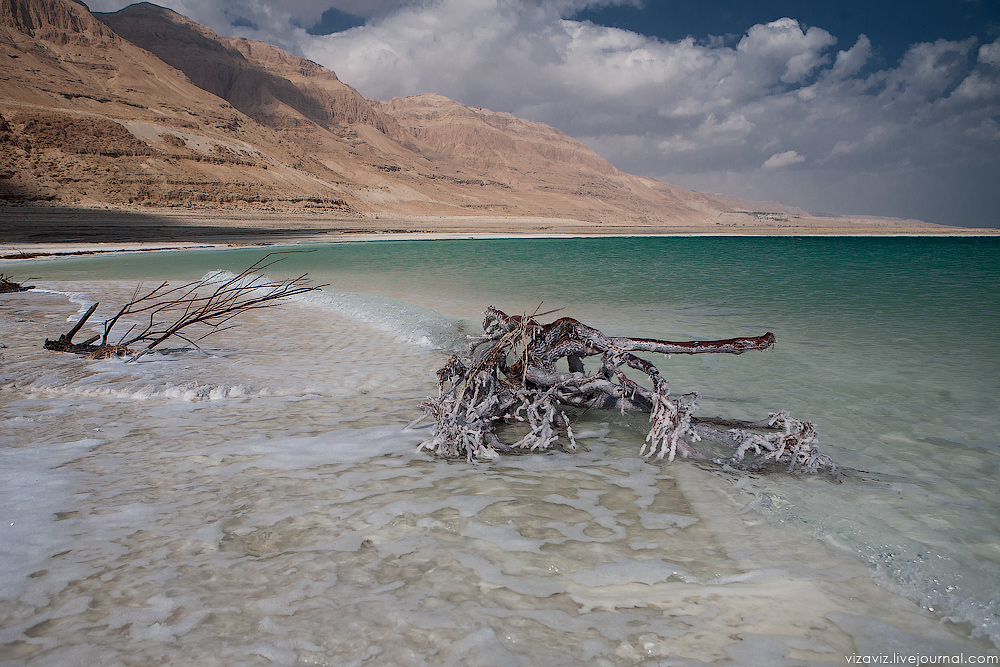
3 236 998 663
26 235 1000 464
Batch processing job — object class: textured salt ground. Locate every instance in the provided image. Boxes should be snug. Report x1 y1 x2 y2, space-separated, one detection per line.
1 287 995 665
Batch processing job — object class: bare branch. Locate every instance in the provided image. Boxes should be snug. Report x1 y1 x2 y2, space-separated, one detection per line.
44 253 325 360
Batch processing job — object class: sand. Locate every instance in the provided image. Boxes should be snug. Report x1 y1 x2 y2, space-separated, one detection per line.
1 205 996 259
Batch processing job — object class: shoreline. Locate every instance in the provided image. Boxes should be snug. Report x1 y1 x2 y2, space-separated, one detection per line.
1 205 997 259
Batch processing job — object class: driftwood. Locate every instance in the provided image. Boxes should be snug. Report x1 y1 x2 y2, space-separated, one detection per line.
44 254 321 360
415 306 835 472
0 273 32 293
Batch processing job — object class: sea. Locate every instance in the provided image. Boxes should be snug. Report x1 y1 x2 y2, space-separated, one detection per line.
1 236 998 666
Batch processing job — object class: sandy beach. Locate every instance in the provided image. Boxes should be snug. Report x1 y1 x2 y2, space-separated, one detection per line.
1 205 996 259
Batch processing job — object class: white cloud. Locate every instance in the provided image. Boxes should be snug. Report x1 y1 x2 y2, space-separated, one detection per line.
657 112 753 154
829 34 871 79
762 150 805 169
735 18 836 85
980 40 1000 66
878 37 978 105
86 0 1000 226
952 37 1000 101
830 140 856 156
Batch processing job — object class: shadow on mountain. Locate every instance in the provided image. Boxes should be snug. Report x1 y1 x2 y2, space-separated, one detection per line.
0 205 344 245
95 3 381 132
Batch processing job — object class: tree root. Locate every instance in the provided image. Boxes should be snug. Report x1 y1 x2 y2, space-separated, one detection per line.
415 306 836 473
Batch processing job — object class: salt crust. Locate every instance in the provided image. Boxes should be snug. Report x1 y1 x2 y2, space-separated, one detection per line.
1 284 995 664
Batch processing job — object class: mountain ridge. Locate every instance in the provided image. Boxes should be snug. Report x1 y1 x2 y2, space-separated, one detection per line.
0 0 948 232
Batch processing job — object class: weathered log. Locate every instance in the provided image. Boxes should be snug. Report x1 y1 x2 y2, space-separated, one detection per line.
43 302 106 354
0 273 33 293
415 306 835 472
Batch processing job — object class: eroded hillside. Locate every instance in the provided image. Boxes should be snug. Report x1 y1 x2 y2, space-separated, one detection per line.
1 0 916 231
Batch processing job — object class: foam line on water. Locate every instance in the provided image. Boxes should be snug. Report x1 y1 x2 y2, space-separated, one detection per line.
295 288 468 351
201 269 469 351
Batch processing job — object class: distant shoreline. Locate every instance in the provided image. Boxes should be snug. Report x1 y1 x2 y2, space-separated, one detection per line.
1 205 996 259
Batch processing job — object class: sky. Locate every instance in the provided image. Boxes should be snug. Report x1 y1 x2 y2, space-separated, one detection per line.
85 0 1000 227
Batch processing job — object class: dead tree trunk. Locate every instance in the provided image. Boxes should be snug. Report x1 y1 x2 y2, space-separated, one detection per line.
414 306 835 473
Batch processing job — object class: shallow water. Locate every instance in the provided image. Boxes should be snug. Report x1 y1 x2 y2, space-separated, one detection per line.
1 237 998 665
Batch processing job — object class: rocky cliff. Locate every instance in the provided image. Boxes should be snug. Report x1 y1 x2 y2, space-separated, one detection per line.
0 0 361 209
0 0 808 225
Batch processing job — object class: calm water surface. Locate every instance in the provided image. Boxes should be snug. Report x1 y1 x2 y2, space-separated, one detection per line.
1 236 997 665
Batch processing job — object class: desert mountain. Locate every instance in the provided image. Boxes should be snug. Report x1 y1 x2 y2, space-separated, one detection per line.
0 0 360 209
1 0 898 229
96 3 405 140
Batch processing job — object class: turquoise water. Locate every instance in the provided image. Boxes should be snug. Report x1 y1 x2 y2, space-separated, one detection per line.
2 236 998 663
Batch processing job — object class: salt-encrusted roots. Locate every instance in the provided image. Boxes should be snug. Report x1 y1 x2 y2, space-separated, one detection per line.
416 306 836 473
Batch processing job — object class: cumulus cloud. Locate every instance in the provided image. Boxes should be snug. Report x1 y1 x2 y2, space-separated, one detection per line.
829 34 871 79
735 18 836 85
762 150 805 169
86 0 1000 226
